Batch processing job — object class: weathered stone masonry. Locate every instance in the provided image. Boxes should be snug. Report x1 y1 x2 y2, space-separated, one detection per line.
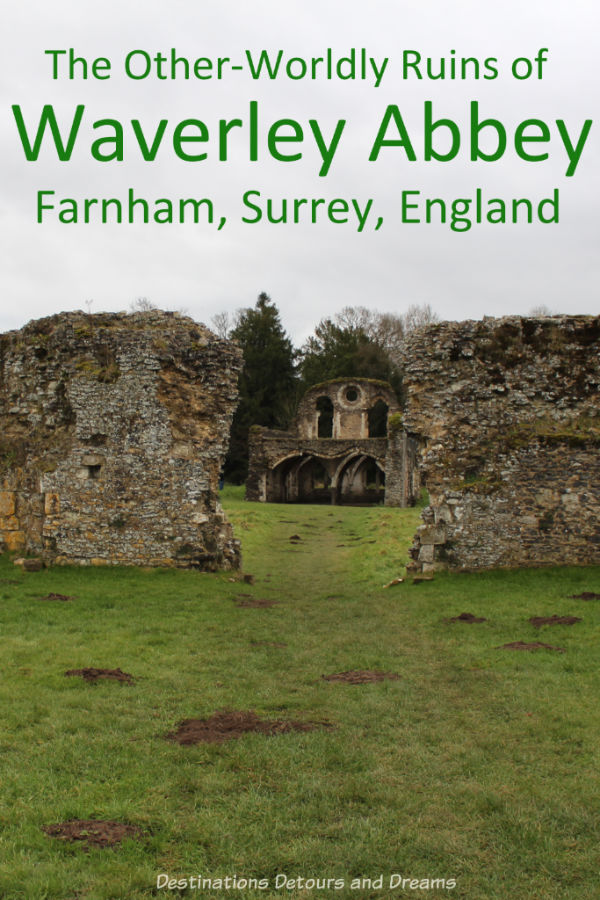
0 310 242 569
400 316 600 572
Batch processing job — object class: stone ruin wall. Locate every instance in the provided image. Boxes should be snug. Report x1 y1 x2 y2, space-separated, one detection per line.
247 429 390 504
0 310 242 569
399 315 600 573
293 380 399 440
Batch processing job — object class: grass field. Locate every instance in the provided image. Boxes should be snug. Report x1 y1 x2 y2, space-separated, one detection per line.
1 486 600 900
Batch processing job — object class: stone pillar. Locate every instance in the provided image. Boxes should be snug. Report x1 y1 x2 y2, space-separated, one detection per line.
385 419 416 507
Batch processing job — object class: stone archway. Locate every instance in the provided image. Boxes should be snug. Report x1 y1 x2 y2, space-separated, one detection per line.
333 453 386 505
297 456 332 503
268 454 305 502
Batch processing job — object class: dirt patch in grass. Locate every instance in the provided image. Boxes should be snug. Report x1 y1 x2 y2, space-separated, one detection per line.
499 641 566 652
65 667 135 683
166 709 330 744
38 592 75 602
289 534 302 542
448 612 487 624
569 592 600 600
42 819 144 849
233 595 280 608
322 670 400 684
529 615 582 628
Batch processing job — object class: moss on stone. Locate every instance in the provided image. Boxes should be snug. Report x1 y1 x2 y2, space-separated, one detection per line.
505 419 600 449
449 477 502 495
304 377 395 396
388 412 404 432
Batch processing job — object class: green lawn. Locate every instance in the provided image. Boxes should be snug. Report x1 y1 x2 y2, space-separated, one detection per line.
1 486 599 899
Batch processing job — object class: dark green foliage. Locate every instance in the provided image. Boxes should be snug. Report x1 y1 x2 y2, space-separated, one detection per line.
297 318 403 398
222 301 408 481
225 293 297 482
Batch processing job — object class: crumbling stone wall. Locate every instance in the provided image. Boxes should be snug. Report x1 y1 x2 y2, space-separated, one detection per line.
247 431 390 504
0 310 242 569
400 315 600 572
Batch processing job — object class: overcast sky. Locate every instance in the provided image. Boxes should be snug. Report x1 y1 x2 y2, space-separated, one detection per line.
2 0 598 344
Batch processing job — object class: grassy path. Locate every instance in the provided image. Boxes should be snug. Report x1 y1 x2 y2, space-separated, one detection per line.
223 492 600 900
0 490 599 899
224 485 431 612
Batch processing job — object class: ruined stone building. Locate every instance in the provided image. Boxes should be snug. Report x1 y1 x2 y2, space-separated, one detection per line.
400 316 600 573
247 315 600 574
3 309 598 576
246 378 418 506
0 310 241 569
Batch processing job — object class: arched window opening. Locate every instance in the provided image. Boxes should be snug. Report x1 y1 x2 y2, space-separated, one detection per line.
368 400 389 437
316 396 334 438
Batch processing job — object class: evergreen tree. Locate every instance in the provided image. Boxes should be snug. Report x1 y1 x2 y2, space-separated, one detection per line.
224 293 297 483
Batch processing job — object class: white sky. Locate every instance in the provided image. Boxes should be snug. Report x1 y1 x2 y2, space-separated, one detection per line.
2 0 598 344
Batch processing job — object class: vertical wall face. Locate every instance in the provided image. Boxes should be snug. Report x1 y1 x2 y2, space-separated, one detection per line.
399 316 600 572
384 427 420 508
295 380 398 441
246 378 410 506
0 311 242 569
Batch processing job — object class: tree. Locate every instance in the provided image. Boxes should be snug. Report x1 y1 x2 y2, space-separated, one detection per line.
225 293 297 483
334 306 405 362
401 303 439 333
528 304 554 317
211 311 233 339
129 296 157 312
303 304 438 376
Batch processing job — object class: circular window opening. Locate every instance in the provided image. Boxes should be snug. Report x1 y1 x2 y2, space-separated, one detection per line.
345 387 359 402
